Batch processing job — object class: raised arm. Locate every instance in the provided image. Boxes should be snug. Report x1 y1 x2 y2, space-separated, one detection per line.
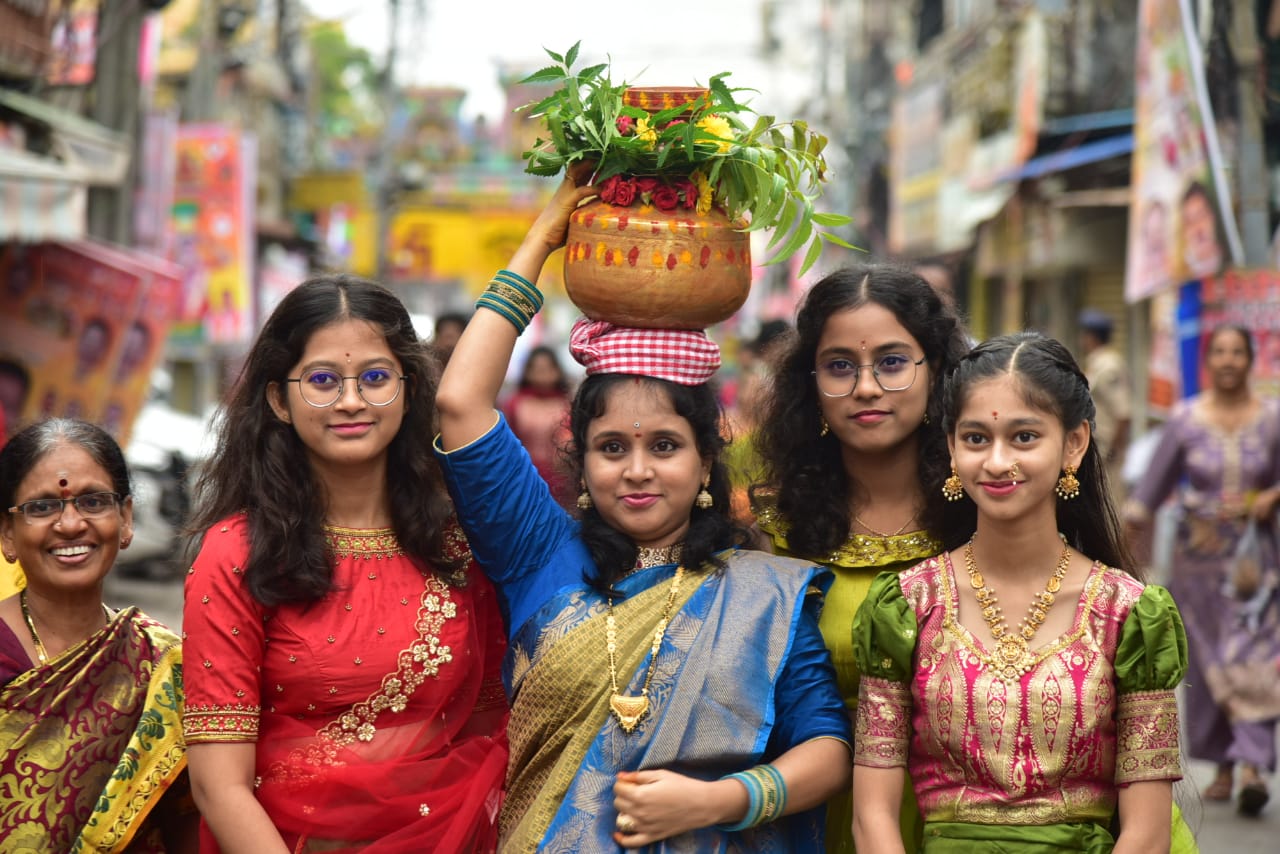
436 169 596 451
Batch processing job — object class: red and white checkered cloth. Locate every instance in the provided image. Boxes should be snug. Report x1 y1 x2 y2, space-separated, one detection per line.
569 318 721 386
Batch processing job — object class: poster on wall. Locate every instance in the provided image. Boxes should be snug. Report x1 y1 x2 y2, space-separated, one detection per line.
0 243 145 428
170 124 256 345
1190 270 1280 399
1125 0 1243 303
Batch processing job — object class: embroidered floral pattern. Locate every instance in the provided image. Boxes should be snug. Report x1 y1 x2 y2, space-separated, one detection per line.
267 574 459 778
854 677 911 767
183 703 262 741
1115 690 1181 783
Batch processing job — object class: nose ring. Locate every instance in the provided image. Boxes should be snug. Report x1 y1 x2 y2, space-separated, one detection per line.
1007 461 1021 480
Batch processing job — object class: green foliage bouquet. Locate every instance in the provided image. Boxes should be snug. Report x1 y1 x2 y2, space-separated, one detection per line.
520 43 853 274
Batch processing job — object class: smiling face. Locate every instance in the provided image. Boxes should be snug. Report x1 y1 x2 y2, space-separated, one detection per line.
948 374 1089 525
0 442 133 596
814 304 931 458
582 381 710 549
268 318 406 476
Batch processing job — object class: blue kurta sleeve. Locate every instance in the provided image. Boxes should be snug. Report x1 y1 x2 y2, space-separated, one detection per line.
435 414 586 632
767 586 852 753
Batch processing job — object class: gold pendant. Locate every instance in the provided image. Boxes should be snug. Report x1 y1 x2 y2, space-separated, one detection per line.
609 693 650 733
996 632 1027 665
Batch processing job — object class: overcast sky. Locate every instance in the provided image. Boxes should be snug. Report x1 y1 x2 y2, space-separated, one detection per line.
304 0 814 121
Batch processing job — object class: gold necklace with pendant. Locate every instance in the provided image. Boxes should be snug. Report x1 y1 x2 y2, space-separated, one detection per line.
606 564 686 733
965 536 1071 680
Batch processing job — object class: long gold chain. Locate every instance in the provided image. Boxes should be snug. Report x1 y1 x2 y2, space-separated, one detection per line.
606 565 686 734
19 589 48 664
964 536 1071 679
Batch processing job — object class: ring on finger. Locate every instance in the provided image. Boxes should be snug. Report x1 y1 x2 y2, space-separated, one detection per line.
616 813 638 835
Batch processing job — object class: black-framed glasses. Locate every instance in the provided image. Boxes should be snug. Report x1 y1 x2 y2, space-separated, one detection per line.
284 368 407 408
8 492 122 523
813 354 926 397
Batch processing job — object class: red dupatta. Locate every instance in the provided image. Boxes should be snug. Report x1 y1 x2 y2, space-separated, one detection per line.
250 565 508 852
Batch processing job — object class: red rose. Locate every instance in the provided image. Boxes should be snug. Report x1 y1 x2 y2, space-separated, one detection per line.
599 175 621 204
616 115 634 134
635 177 659 193
676 179 697 209
664 119 685 129
652 185 680 211
613 178 637 206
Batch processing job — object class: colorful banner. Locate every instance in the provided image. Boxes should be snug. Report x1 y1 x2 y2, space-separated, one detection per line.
46 3 98 86
1126 0 1244 302
1193 270 1280 399
171 124 256 345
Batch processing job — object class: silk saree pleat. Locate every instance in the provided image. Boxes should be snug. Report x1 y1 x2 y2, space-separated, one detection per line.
501 567 701 852
0 608 185 853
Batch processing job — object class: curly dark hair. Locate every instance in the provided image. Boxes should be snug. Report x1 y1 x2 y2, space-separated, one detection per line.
187 274 460 606
753 264 969 557
563 374 749 595
938 332 1136 575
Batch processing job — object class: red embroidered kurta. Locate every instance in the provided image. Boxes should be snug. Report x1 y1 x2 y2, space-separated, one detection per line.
183 514 508 853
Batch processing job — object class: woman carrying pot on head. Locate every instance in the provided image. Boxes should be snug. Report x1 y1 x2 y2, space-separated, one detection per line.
0 418 193 851
433 171 850 851
750 264 969 852
182 275 508 853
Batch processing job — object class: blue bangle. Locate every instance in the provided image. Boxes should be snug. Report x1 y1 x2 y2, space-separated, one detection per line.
716 764 788 832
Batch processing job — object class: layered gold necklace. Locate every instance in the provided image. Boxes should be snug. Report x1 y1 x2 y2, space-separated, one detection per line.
964 536 1071 679
606 565 686 733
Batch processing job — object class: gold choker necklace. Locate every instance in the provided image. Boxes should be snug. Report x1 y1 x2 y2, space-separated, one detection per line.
964 536 1071 679
634 543 684 570
606 565 686 733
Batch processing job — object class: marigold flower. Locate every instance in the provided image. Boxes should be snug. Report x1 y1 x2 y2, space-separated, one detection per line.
635 117 657 150
696 115 735 153
693 170 713 215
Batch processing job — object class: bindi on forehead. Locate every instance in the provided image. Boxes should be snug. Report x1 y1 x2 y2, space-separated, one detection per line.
57 475 70 497
992 411 998 421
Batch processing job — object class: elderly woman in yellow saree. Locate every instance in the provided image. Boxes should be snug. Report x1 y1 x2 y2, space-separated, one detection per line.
0 419 193 852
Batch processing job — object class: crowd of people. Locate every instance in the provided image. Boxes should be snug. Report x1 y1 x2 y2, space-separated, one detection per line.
0 170 1274 853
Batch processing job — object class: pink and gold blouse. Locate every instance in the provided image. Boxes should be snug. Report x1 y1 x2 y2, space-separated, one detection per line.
853 555 1186 827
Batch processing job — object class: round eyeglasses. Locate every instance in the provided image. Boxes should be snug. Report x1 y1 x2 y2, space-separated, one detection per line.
8 492 122 524
813 354 926 397
285 368 407 408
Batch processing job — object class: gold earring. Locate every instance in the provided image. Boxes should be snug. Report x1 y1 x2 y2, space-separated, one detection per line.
820 415 830 437
695 477 713 510
1055 465 1081 500
942 464 965 502
577 482 593 510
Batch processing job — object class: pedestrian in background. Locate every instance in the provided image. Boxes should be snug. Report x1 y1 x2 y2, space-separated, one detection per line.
1125 324 1280 817
502 344 573 503
1078 308 1132 501
182 276 508 852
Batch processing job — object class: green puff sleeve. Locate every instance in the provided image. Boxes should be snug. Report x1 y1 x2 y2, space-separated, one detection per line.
850 570 917 768
1114 584 1188 693
851 570 918 683
1113 584 1187 785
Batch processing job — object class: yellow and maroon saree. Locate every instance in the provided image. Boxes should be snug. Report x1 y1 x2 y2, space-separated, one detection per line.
0 606 187 852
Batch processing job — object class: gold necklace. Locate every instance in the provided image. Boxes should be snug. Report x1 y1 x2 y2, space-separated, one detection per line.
19 590 112 666
634 543 684 570
964 536 1071 678
853 511 918 538
19 589 48 664
606 565 686 733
